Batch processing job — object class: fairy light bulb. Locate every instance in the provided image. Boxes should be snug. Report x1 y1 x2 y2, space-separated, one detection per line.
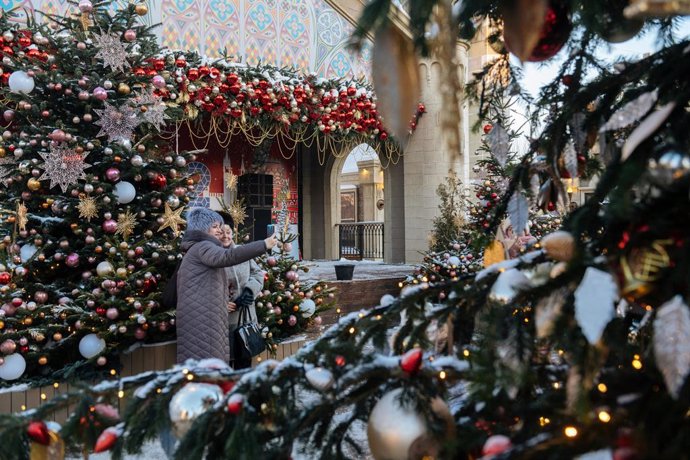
564 426 578 438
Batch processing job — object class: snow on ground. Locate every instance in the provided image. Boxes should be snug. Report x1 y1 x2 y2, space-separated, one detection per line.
300 259 415 282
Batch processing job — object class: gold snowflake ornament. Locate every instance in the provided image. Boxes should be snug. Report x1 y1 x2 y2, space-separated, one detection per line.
77 196 99 222
116 210 137 241
226 171 238 191
16 201 28 232
158 203 186 236
229 200 248 231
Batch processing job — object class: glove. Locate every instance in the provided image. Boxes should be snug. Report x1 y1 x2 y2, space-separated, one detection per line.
235 287 254 309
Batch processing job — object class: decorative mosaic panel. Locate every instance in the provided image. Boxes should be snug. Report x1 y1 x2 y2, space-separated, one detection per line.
16 0 372 81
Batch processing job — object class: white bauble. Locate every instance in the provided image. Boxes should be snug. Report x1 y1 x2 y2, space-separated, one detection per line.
20 244 38 262
299 298 316 318
78 333 106 358
114 181 136 204
0 353 26 380
96 261 114 276
8 71 35 94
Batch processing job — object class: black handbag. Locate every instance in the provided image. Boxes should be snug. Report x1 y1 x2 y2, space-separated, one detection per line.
233 304 266 360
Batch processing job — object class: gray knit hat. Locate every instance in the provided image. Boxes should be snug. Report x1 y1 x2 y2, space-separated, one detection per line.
185 207 224 232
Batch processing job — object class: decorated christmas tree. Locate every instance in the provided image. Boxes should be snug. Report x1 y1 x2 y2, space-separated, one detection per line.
3 1 690 460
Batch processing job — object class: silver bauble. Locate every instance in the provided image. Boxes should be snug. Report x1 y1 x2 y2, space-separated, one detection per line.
367 388 453 460
648 147 690 188
169 383 223 439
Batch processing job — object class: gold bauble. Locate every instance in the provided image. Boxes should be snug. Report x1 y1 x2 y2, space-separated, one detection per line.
118 83 131 95
0 320 4 329
0 147 6 157
29 430 65 460
53 332 63 341
134 3 148 15
38 356 48 365
27 178 41 191
24 317 33 325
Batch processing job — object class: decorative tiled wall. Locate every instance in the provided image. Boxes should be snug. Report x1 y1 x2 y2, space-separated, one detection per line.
9 0 371 80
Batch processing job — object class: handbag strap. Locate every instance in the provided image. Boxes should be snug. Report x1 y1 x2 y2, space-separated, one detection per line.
238 303 251 325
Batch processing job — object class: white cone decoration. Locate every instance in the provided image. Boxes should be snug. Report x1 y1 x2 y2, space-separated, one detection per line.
367 388 453 460
113 181 136 204
78 333 106 359
8 70 35 94
653 295 690 399
574 268 617 344
0 353 26 380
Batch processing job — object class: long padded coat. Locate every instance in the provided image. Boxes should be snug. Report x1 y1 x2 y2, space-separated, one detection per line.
176 230 267 364
225 244 265 359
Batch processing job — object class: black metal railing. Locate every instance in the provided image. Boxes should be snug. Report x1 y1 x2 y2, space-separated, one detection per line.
338 222 384 260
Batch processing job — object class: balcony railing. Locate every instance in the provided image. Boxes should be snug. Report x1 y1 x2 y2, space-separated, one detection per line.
337 222 384 260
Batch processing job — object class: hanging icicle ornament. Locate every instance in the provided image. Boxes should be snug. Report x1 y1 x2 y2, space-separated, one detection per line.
653 295 690 399
624 0 690 18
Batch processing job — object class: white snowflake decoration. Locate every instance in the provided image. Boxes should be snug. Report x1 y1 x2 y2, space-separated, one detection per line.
38 143 91 193
0 157 16 187
133 89 169 131
92 30 130 73
94 102 142 141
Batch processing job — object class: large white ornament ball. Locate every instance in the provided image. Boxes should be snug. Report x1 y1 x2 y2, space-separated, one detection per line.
0 353 26 380
169 383 223 439
78 333 106 359
380 294 395 307
305 367 335 392
299 298 316 318
114 181 136 204
447 256 461 267
367 388 453 460
8 71 35 94
20 244 38 263
96 261 114 276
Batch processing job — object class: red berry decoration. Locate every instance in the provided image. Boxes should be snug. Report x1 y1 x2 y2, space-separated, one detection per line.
334 355 346 367
27 420 50 445
400 348 423 375
482 434 513 457
561 74 574 86
483 124 493 134
526 0 572 62
94 427 119 453
227 394 244 415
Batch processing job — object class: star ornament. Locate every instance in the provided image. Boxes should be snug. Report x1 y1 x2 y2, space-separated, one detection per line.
92 30 130 73
158 203 186 236
94 102 141 142
77 196 98 221
16 201 28 232
133 88 170 131
38 143 91 193
116 210 137 240
0 157 16 187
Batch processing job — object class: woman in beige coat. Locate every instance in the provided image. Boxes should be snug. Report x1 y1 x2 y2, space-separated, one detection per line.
175 208 277 364
221 224 265 369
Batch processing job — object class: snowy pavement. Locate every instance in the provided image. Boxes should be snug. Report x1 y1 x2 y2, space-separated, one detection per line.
300 259 415 282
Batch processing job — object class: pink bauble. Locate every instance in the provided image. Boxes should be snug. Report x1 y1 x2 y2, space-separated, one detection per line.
78 0 93 13
34 291 48 304
288 315 297 326
283 242 292 252
285 270 299 282
3 110 14 122
78 91 90 101
152 75 166 88
65 253 80 267
1 303 17 316
134 328 146 340
96 356 107 366
452 243 461 250
273 306 282 316
123 29 137 42
92 87 108 101
313 316 322 326
102 219 117 233
482 434 512 457
105 167 120 182
49 129 66 142
267 256 277 267
0 339 17 354
106 308 119 320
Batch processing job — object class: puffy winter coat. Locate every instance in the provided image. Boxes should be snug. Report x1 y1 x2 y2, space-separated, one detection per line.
176 230 267 364
225 243 265 358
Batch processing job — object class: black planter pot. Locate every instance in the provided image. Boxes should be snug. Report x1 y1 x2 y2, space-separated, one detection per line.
334 264 355 280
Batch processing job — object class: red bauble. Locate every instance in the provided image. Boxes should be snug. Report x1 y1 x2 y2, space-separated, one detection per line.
482 434 513 456
150 174 167 189
27 421 50 445
0 272 11 284
94 427 119 453
227 394 244 415
400 348 423 375
142 277 158 294
218 380 235 394
483 124 493 134
526 0 572 62
334 355 346 367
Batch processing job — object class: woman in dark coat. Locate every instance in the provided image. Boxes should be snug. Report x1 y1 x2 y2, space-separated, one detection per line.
175 207 277 364
221 224 265 369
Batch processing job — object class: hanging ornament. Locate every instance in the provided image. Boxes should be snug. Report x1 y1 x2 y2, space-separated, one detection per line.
93 102 141 142
621 102 676 161
624 0 690 18
574 268 618 344
619 240 671 300
526 0 572 61
158 203 186 236
482 434 513 457
77 196 98 221
371 23 420 140
169 383 223 438
29 422 65 460
594 0 645 42
91 31 130 73
541 231 576 262
507 192 529 235
38 144 91 193
367 388 454 460
653 295 690 399
226 394 244 415
486 123 511 167
27 421 50 446
16 201 28 232
483 240 506 268
600 90 659 133
305 367 335 392
94 426 121 453
501 0 549 61
78 333 106 359
400 348 423 375
115 211 137 241
647 145 690 188
503 0 572 62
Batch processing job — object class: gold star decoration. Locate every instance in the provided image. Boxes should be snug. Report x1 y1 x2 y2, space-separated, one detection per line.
229 200 248 233
77 196 99 222
16 201 28 232
226 171 238 191
116 210 137 241
158 203 186 236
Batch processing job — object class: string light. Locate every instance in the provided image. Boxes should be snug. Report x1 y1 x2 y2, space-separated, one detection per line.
539 416 550 426
109 369 117 376
439 371 447 380
597 383 608 393
598 410 611 423
564 426 578 438
186 374 194 381
553 382 561 389
53 382 59 389
462 349 470 357
40 393 47 400
348 327 356 334
632 354 643 370
118 390 125 398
